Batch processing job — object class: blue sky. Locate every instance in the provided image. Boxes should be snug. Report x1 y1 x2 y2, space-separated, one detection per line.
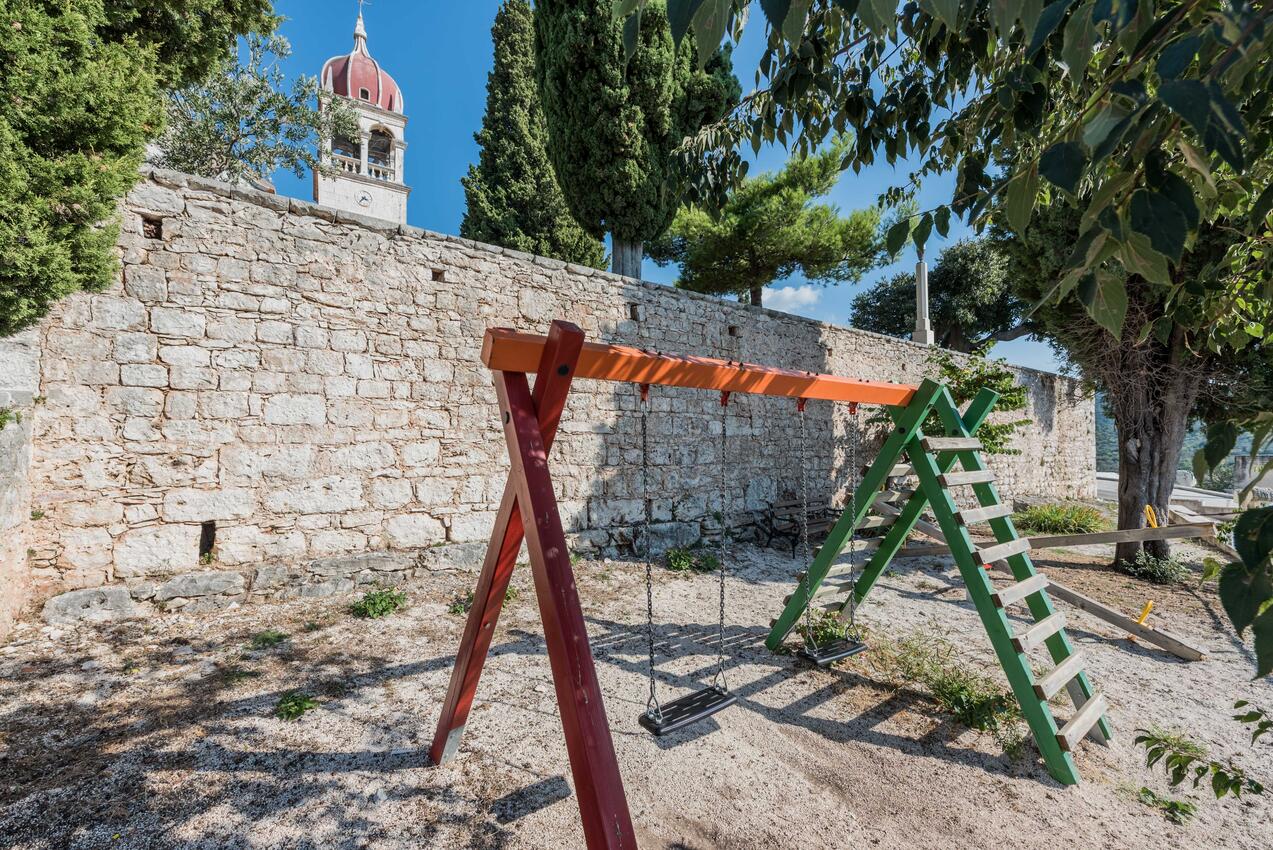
269 0 1062 373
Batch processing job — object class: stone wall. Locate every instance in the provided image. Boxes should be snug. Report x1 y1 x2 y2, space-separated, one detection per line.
5 169 1094 621
0 328 38 637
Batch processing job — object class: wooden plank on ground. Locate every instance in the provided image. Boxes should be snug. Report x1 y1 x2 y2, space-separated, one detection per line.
898 522 1215 557
881 501 1209 662
1043 582 1206 661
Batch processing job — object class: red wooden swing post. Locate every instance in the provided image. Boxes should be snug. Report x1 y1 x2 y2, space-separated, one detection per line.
430 320 918 849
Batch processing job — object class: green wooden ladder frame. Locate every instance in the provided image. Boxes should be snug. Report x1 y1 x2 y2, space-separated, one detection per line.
765 379 1112 786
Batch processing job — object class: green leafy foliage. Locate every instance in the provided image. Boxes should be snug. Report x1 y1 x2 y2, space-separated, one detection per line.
665 546 720 574
0 1 162 336
1215 508 1273 678
536 0 740 276
1234 700 1273 745
1135 787 1197 825
850 237 1023 352
1136 722 1265 799
0 0 266 336
926 346 1029 455
648 138 886 306
101 0 276 88
800 609 851 647
249 629 288 650
1115 550 1190 585
461 1 605 267
157 32 358 183
447 592 474 616
995 199 1269 563
872 628 1025 754
1015 503 1107 535
274 690 319 721
350 587 408 619
616 1 1273 339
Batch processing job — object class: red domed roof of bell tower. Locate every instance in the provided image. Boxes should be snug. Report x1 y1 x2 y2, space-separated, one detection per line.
320 13 404 114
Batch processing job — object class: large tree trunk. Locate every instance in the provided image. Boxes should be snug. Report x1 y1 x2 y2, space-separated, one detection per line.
749 285 763 307
1107 340 1203 565
611 236 642 279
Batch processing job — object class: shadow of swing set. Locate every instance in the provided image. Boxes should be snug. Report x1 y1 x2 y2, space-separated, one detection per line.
428 320 1113 849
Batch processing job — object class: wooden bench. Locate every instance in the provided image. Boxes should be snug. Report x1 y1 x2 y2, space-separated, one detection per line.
764 497 836 555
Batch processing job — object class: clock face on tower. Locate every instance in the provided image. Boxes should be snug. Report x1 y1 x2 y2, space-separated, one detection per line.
356 190 372 208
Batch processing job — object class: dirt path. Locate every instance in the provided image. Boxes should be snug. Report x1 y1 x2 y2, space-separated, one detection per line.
1 541 1269 849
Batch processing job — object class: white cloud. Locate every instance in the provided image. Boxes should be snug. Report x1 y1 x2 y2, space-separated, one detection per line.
763 284 821 314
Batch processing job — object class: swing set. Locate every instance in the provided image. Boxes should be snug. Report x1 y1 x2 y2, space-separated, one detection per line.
430 320 1112 849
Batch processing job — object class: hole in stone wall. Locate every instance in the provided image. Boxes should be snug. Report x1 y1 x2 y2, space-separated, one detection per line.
826 347 833 358
727 325 740 337
142 216 163 240
199 521 216 560
628 304 641 321
432 268 445 282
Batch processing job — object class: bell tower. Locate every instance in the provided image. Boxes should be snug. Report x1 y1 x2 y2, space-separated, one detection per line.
315 10 410 223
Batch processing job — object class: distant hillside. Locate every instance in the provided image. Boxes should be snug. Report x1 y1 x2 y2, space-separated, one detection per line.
1094 393 1252 475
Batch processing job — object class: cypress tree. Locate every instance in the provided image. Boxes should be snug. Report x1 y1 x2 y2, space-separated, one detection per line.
534 0 738 279
461 0 604 268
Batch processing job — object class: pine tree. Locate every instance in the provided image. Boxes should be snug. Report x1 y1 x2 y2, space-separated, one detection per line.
461 0 604 268
648 141 885 308
534 0 739 279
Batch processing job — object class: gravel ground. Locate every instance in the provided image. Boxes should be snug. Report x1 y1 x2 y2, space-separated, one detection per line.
0 539 1269 849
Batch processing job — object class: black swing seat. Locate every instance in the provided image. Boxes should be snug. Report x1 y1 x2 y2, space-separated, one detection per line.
797 638 868 667
638 685 737 736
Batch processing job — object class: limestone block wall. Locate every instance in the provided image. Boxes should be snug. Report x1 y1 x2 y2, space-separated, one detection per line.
0 328 38 637
10 169 1094 618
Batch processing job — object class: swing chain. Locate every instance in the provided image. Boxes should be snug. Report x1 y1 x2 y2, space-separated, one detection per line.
640 388 662 722
798 400 815 648
712 392 729 690
846 403 860 633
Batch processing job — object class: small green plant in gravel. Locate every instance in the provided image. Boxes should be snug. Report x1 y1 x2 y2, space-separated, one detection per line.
665 546 720 574
1136 787 1198 824
351 587 408 619
29 509 44 521
1014 503 1107 534
275 691 319 721
872 628 1025 754
798 610 854 647
1116 550 1191 585
504 586 521 603
249 629 289 650
448 591 475 615
221 666 262 685
1136 715 1266 799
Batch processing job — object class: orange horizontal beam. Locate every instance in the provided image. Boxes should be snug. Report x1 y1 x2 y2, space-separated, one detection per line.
481 328 917 406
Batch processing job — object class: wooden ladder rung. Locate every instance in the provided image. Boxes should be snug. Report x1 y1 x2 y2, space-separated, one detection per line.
1011 612 1067 654
873 489 913 505
922 436 982 452
991 573 1049 608
859 515 894 530
1033 651 1087 699
1057 693 1108 752
938 469 996 487
796 566 870 583
867 463 913 477
783 582 854 604
957 503 1014 525
975 537 1031 566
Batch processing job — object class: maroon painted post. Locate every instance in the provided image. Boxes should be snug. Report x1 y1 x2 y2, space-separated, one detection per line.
495 368 637 849
429 321 584 766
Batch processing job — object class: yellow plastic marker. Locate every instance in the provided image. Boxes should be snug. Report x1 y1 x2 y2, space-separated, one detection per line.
1144 504 1159 528
1127 600 1155 642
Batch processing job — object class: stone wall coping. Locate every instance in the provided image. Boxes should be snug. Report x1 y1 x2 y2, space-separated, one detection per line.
139 166 1076 385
